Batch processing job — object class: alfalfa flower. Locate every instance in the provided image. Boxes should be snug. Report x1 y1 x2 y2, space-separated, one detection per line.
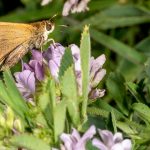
23 50 44 81
43 43 65 81
14 70 35 101
43 43 106 98
53 125 96 150
92 129 132 150
62 0 91 16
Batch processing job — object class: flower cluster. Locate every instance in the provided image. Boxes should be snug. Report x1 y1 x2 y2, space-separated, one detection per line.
52 126 132 150
41 0 90 16
14 43 106 101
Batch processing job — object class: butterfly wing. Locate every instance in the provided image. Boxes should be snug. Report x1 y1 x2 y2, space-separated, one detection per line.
0 22 36 62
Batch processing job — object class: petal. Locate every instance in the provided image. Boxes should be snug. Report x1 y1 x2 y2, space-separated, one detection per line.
60 133 73 150
90 69 106 88
113 132 123 143
98 129 114 147
43 43 65 66
89 88 105 99
14 70 35 100
49 60 59 79
29 60 44 81
71 128 81 142
22 63 33 71
92 138 108 150
75 125 96 149
111 143 124 150
41 0 52 6
122 139 132 150
90 54 106 79
31 50 43 61
34 62 44 81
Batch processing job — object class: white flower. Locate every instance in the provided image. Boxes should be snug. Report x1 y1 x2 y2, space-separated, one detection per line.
41 0 52 6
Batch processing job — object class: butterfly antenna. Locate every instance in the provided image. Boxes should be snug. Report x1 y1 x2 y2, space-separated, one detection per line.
49 14 58 22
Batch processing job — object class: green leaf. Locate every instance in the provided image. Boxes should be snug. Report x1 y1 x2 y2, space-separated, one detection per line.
10 134 50 150
59 47 73 79
136 36 150 56
54 100 66 143
117 121 138 136
0 70 29 120
60 67 80 126
126 82 143 102
74 5 150 30
106 72 128 115
38 78 56 128
38 92 53 128
90 29 147 64
87 107 109 118
132 103 150 123
80 26 91 120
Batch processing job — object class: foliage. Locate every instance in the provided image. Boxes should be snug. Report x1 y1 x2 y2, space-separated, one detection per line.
0 0 150 149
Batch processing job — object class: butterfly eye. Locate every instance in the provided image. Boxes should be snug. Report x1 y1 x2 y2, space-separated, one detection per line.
46 23 52 31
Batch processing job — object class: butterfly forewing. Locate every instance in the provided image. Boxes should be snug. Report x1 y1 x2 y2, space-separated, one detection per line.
0 22 35 61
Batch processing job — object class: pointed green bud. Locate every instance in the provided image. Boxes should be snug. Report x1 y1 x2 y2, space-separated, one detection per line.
6 107 14 129
14 119 23 132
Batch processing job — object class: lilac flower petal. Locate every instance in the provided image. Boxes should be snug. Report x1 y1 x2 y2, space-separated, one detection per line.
60 133 73 150
70 44 81 72
29 60 44 81
14 70 35 100
62 0 77 16
98 129 114 147
72 128 81 141
122 139 132 150
43 43 65 63
90 54 106 79
75 125 96 149
49 60 59 79
89 89 105 99
31 50 43 61
23 63 33 72
111 143 124 150
92 138 108 150
113 132 123 143
91 69 106 88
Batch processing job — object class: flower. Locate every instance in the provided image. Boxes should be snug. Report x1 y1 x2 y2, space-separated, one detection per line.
14 70 35 101
23 50 44 81
43 43 65 80
53 125 96 150
62 0 91 16
41 0 52 6
88 55 106 99
43 43 106 98
92 129 132 150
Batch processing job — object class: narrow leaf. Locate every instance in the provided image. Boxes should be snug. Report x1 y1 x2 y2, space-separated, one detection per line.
90 29 147 64
80 26 91 120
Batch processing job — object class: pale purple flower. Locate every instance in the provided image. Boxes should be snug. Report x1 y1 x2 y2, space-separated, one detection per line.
89 55 106 99
62 0 90 16
92 130 132 150
43 43 106 99
43 43 65 80
14 70 35 101
53 125 96 150
23 50 44 81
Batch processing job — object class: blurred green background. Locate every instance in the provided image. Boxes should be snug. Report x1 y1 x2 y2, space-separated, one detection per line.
0 0 150 81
